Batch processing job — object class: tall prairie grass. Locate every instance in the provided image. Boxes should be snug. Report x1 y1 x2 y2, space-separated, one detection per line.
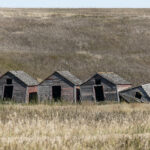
0 104 150 149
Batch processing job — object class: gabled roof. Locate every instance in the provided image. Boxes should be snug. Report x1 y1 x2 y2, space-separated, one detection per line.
8 71 38 86
81 72 131 86
56 71 82 85
97 72 131 85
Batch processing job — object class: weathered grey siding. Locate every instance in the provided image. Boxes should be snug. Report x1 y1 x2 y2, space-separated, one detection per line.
38 72 74 102
120 86 150 101
81 74 118 101
0 73 27 102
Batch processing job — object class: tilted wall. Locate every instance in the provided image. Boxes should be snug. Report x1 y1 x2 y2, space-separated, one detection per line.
80 74 118 101
120 86 150 101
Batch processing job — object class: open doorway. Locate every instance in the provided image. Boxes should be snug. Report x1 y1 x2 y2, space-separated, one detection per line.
29 92 38 103
76 88 81 103
94 86 104 102
3 86 13 100
52 86 61 101
135 92 142 99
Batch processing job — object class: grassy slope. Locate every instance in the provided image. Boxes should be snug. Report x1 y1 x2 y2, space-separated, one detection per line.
0 8 150 85
0 104 150 150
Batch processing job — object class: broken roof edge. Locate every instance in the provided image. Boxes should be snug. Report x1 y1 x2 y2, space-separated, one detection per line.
141 83 150 87
119 86 139 93
119 83 150 94
121 82 150 91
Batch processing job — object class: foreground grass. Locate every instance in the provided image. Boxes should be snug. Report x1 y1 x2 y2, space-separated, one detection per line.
0 104 150 149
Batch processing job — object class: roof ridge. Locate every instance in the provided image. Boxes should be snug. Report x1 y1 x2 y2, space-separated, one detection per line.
99 72 130 85
8 70 38 86
56 71 82 85
98 72 114 74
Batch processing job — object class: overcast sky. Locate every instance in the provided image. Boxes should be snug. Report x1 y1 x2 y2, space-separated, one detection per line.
0 0 150 8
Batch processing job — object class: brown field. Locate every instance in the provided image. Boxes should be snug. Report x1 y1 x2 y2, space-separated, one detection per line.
0 9 150 150
0 103 150 150
0 8 150 85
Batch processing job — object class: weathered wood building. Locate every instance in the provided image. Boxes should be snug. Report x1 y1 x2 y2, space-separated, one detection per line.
38 71 82 102
80 72 131 102
120 83 150 103
0 71 38 103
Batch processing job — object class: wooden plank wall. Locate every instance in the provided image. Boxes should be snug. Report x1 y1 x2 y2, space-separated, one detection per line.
26 86 38 103
38 73 74 102
80 74 118 101
0 73 27 102
120 87 150 101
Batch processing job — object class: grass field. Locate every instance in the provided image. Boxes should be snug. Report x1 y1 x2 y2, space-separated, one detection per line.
0 103 150 150
0 9 150 85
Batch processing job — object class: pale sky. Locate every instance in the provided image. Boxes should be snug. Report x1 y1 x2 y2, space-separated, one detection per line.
0 0 150 8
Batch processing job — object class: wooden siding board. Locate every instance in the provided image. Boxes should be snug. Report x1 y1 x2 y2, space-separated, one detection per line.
38 85 51 101
0 73 27 102
28 86 38 93
121 87 150 101
81 75 118 101
38 73 74 102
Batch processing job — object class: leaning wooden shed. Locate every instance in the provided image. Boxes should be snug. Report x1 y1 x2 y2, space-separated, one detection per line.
120 83 150 103
0 71 38 103
38 71 82 102
80 72 132 102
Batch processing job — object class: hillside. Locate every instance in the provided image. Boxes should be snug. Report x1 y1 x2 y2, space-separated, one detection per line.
0 8 150 85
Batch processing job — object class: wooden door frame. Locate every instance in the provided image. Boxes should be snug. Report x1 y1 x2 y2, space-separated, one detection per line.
93 85 105 102
3 84 14 100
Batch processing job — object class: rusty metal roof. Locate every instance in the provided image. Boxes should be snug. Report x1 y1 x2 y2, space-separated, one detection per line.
56 71 82 85
97 72 131 85
9 71 38 86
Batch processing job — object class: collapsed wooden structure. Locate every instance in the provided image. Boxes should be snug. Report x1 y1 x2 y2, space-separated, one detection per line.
0 71 38 103
120 83 150 103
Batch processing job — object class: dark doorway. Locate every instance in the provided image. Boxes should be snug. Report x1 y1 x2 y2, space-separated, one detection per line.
52 86 61 101
76 88 81 103
3 86 13 100
135 92 142 99
29 92 38 103
94 86 104 102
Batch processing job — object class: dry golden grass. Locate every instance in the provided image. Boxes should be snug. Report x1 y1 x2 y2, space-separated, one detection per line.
0 103 150 150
